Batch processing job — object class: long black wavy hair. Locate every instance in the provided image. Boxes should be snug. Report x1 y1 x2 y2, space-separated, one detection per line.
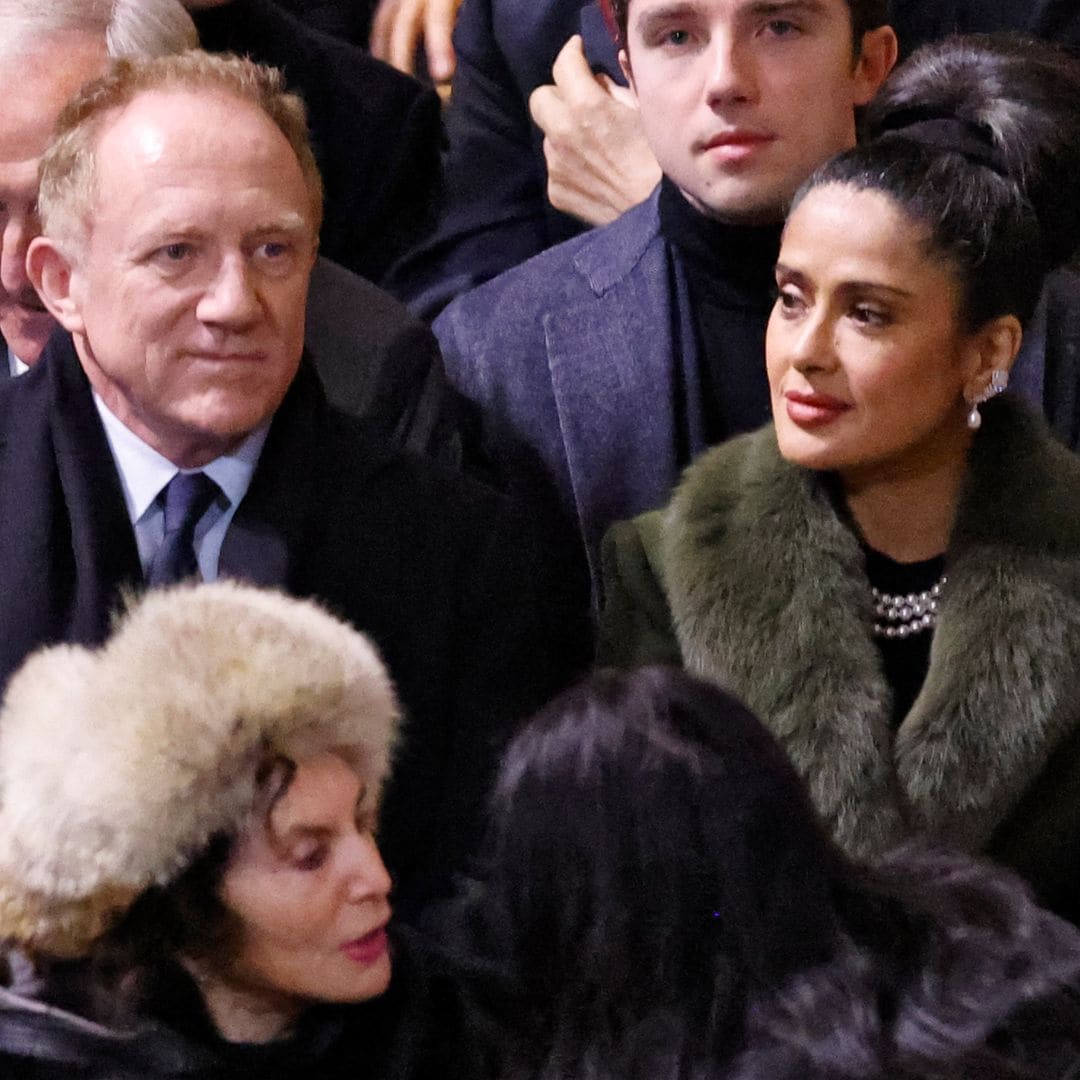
437 668 1080 1080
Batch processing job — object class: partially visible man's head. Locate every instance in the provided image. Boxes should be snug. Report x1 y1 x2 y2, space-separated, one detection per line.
0 0 196 63
614 0 896 226
28 52 321 470
0 0 196 364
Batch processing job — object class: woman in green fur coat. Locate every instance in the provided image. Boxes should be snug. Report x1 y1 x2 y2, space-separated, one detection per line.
599 35 1080 921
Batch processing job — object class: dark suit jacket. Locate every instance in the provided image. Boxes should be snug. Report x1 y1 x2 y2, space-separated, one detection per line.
434 191 705 592
387 0 620 318
0 336 590 915
305 256 456 459
435 190 1080 598
192 0 443 286
273 0 375 45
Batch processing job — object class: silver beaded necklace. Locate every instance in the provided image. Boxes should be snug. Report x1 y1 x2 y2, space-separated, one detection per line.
871 576 946 639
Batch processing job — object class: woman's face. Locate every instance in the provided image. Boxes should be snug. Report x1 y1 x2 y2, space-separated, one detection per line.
215 752 393 1015
767 183 982 483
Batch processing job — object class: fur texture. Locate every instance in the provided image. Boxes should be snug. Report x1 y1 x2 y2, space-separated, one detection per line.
0 582 400 957
648 397 1080 863
732 850 1080 1079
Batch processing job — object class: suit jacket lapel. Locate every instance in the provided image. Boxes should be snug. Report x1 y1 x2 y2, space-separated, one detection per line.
48 336 142 641
0 333 140 674
545 193 689 583
218 359 322 588
0 361 66 677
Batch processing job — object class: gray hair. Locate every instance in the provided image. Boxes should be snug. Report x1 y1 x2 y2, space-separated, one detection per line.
0 0 197 61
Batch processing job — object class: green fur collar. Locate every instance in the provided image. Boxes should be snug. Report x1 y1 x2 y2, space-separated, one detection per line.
662 397 1080 861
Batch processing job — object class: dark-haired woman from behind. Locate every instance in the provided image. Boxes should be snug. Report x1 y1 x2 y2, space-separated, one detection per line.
434 668 1080 1080
600 34 1080 922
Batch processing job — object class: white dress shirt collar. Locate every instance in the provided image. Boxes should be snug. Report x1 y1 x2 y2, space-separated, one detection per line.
92 393 269 526
7 345 28 378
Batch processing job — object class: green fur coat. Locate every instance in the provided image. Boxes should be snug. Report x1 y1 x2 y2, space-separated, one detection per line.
600 397 1080 919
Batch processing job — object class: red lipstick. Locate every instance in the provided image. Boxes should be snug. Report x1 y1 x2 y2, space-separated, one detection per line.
784 390 851 427
340 926 388 965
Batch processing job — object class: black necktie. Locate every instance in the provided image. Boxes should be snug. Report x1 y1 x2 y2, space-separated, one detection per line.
146 472 220 587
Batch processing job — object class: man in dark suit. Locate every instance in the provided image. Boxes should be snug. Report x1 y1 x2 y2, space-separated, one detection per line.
6 51 588 915
0 0 452 458
434 0 898 595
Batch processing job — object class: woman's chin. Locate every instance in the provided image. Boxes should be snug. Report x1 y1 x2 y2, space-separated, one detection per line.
323 949 393 1003
774 425 847 472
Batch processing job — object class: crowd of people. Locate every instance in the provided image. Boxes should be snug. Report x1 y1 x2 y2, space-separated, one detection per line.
2 0 1080 1076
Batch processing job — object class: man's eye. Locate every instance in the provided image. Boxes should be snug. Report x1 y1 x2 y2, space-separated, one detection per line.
256 241 288 259
159 243 192 262
764 19 799 37
667 28 690 45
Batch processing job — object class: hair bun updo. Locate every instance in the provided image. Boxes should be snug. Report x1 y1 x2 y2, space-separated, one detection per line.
865 33 1080 276
793 35 1080 333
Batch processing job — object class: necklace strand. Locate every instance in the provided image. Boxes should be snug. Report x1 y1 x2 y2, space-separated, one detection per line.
871 576 946 639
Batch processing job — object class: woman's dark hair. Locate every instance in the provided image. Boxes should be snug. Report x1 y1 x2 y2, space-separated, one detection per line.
440 668 1080 1080
796 35 1080 331
87 757 298 1022
447 668 855 1076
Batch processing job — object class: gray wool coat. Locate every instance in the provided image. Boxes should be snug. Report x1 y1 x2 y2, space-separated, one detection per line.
600 395 1080 919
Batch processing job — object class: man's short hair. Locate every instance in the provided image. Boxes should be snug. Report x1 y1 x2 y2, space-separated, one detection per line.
37 50 324 254
604 0 889 54
0 0 197 61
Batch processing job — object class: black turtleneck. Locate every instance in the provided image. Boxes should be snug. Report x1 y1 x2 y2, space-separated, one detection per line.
658 176 781 449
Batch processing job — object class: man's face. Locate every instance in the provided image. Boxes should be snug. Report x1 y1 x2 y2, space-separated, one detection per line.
0 34 107 363
620 0 895 224
38 87 317 468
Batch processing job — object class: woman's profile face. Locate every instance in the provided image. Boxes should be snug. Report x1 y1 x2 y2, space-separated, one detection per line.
766 183 981 482
214 751 392 1014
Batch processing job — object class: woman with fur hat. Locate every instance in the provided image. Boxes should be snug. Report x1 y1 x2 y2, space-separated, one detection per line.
600 35 1080 920
0 581 432 1078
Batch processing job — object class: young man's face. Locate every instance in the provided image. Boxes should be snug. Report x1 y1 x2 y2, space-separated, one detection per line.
620 0 895 224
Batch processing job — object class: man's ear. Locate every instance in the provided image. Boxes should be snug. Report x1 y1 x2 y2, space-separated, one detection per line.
852 26 898 106
963 314 1023 400
618 47 635 99
26 237 85 335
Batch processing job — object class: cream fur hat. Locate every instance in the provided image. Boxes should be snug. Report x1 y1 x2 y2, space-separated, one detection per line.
0 582 400 958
